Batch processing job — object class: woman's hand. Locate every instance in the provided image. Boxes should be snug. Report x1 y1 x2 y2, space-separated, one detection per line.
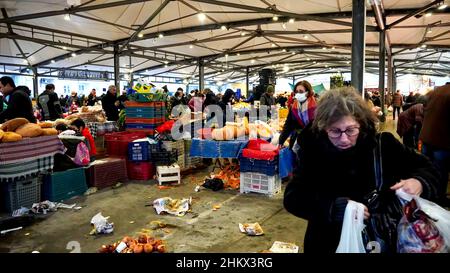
390 178 423 195
363 205 370 220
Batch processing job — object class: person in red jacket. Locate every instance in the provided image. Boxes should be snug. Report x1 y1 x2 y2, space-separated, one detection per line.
70 118 97 161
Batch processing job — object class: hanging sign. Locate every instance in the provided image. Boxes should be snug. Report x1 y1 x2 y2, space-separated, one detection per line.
58 70 109 80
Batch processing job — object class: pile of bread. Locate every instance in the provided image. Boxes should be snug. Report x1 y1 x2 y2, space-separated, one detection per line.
0 118 58 143
67 105 106 123
210 118 278 141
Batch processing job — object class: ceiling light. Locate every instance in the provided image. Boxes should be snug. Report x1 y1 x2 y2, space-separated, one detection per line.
427 29 433 33
332 46 336 50
291 51 295 55
62 46 67 50
164 61 169 64
289 18 295 24
251 59 255 64
425 12 432 17
272 64 276 68
438 4 447 10
237 53 240 56
282 23 287 30
23 59 27 64
306 58 311 61
415 60 419 64
189 44 193 49
164 64 168 68
64 14 71 21
138 33 144 38
221 25 227 30
303 35 308 39
325 65 328 68
346 61 350 64
282 49 287 52
322 47 327 50
421 44 427 48
51 60 55 63
198 12 206 21
283 66 289 72
221 69 224 72
71 52 76 57
271 43 276 47
313 61 317 64
241 31 247 36
158 33 164 38
272 15 278 21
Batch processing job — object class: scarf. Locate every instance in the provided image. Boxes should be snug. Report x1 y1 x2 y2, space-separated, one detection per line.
291 96 317 128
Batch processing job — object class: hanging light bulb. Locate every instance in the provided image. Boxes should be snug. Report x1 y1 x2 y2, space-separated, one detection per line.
158 33 164 38
198 12 206 21
64 14 71 21
282 23 287 30
221 25 227 30
272 15 279 21
138 33 144 38
289 18 295 24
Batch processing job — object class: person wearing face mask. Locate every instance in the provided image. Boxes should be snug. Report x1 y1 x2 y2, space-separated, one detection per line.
283 87 439 253
277 80 317 150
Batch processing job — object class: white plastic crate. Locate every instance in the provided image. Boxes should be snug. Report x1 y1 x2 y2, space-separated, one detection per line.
156 164 181 185
240 172 281 196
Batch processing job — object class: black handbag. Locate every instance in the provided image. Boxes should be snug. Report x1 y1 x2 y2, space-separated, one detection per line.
362 133 404 253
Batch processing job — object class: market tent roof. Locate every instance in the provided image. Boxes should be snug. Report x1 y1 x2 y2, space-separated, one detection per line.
0 0 449 83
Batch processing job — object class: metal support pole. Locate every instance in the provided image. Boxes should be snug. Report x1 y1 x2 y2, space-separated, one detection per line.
246 67 250 97
387 53 393 104
32 66 38 98
199 58 204 91
351 0 366 93
379 29 386 117
113 44 120 93
129 54 133 88
292 76 295 87
393 67 397 92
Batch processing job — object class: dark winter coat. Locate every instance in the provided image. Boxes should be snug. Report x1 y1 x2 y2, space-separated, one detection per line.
283 125 439 253
0 87 36 123
101 92 119 121
37 90 63 121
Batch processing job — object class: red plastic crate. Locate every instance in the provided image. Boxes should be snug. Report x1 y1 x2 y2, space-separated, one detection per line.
126 117 166 124
104 131 147 157
125 101 155 108
126 161 155 180
154 102 165 107
86 158 128 189
125 129 156 135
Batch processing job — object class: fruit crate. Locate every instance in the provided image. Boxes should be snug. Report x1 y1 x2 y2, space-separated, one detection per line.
240 172 281 197
239 156 278 176
86 158 128 189
150 149 178 165
156 164 181 185
43 168 87 202
2 177 42 213
126 161 155 180
105 131 147 157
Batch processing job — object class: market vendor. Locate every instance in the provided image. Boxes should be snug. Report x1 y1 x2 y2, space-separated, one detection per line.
0 76 36 123
101 85 120 121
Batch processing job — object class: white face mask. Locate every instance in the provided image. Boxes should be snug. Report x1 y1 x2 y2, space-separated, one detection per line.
295 92 307 103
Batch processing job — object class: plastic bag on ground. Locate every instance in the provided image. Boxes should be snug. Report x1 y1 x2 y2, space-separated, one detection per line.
153 197 191 216
336 200 366 253
90 212 114 235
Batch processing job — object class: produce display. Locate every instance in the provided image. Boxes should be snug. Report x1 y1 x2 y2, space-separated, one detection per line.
99 234 167 254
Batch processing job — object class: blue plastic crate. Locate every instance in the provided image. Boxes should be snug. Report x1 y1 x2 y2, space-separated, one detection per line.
240 157 278 176
126 108 154 118
128 141 162 161
43 168 87 202
126 123 157 130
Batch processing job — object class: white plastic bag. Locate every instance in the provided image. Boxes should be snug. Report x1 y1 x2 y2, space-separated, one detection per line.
336 201 366 253
396 189 450 248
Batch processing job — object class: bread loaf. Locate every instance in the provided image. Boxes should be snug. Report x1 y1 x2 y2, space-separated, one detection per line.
2 132 23 142
41 128 58 136
15 123 44 137
0 118 30 132
38 122 54 129
0 129 4 140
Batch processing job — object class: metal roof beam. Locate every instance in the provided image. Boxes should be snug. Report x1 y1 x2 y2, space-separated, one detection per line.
387 0 442 29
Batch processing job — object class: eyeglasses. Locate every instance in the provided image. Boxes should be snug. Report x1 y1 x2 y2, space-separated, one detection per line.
326 127 360 138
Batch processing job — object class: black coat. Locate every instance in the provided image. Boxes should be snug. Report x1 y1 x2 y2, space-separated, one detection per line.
37 90 63 121
283 125 439 253
0 88 36 123
101 92 119 121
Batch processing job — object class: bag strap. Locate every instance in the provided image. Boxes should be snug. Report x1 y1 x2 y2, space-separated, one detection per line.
373 133 383 191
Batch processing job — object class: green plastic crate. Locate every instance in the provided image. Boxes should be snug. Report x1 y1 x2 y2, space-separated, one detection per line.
43 168 88 202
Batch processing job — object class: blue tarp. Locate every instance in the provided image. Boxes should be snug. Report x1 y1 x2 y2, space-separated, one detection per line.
190 139 248 158
279 148 295 178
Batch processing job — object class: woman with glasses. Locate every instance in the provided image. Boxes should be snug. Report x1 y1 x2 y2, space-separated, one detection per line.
283 87 439 253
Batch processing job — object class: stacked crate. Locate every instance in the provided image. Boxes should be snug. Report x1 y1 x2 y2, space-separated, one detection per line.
162 140 185 170
43 168 88 202
239 155 281 196
125 101 167 136
2 177 42 212
126 140 160 180
184 140 202 169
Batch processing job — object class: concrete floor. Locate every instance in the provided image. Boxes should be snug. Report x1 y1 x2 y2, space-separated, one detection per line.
0 112 447 253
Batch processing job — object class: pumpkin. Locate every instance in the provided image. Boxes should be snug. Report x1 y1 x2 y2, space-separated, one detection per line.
144 244 153 253
133 244 144 254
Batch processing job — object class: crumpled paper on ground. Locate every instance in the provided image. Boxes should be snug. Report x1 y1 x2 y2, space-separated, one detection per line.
269 241 299 253
90 212 114 235
153 197 192 216
239 223 264 236
30 201 82 215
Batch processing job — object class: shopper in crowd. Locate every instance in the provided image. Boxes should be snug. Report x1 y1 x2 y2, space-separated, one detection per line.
405 91 416 104
101 85 120 121
397 96 426 150
71 118 96 162
0 76 36 123
278 80 317 150
392 90 403 120
218 89 235 125
87 89 97 106
371 91 381 107
276 92 288 108
188 92 205 112
420 82 450 207
284 87 439 253
260 85 275 107
117 90 128 110
37 84 64 121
